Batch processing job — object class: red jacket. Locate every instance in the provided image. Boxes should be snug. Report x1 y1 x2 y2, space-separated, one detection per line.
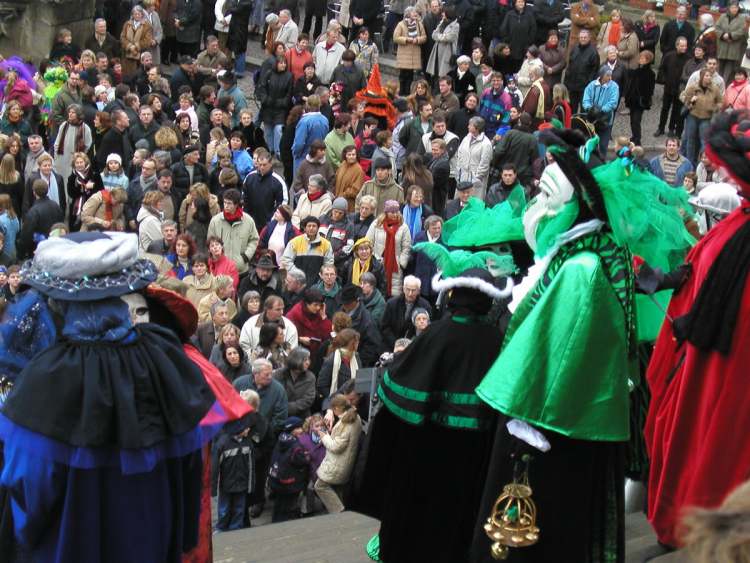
285 300 332 358
286 47 313 81
208 254 239 292
645 200 750 547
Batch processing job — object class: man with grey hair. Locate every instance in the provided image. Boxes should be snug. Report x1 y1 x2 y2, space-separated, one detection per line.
520 65 551 129
85 18 121 60
455 116 493 200
233 356 289 518
564 29 599 113
194 300 230 357
276 9 300 50
283 267 307 311
380 274 432 349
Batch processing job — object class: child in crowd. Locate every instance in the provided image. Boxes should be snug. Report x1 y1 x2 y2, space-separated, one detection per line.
268 416 311 523
176 93 199 133
212 416 255 532
298 413 327 515
683 172 698 194
206 128 229 170
100 153 129 191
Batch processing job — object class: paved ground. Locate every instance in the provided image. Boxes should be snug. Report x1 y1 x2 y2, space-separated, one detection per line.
212 510 683 562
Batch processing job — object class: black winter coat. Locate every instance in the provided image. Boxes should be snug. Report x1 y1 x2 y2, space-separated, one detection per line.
625 65 656 110
96 127 133 172
330 65 367 108
660 20 695 55
350 0 383 24
343 254 387 296
447 106 478 139
292 75 322 106
348 303 384 367
22 171 66 217
348 212 375 241
635 21 660 53
380 294 432 350
406 230 441 302
226 0 252 55
175 0 202 44
499 7 537 61
483 0 508 43
564 43 600 93
17 198 64 259
257 69 293 126
170 161 208 205
447 69 477 105
659 51 690 96
534 0 565 46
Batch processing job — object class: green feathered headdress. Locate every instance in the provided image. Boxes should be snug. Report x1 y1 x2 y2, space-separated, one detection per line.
413 242 515 300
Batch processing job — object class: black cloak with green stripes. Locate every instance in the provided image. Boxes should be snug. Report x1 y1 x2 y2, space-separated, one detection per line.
352 314 504 563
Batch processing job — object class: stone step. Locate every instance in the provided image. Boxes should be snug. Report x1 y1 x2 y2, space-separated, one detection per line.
212 509 685 562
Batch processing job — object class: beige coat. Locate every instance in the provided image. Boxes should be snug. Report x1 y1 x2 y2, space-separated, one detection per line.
183 273 216 308
197 293 237 323
365 219 412 297
80 190 126 231
317 408 362 485
178 193 221 231
292 192 333 228
393 20 427 70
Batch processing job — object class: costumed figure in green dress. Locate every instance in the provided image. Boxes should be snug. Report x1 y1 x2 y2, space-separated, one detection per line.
471 129 694 563
353 247 516 563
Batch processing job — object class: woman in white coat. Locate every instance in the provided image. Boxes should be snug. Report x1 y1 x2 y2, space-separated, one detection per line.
292 174 333 228
365 199 412 297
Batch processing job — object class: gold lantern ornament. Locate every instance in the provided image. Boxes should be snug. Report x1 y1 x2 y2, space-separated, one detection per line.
483 454 540 560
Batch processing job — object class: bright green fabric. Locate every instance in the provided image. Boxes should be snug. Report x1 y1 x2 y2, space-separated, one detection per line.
441 189 526 248
476 251 634 441
366 534 381 562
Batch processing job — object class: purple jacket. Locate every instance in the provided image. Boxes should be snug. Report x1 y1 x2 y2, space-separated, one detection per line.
298 432 326 475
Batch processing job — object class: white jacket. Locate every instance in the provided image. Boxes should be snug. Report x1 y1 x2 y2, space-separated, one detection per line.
292 191 333 228
275 20 299 50
214 0 231 32
421 130 459 178
317 407 362 485
137 206 163 254
239 313 299 353
456 132 493 199
313 41 346 84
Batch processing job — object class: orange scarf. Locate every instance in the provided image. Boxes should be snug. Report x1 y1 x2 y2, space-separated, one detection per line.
101 189 114 222
608 20 622 47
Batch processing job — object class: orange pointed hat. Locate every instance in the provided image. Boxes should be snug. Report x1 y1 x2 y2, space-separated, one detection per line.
355 64 397 130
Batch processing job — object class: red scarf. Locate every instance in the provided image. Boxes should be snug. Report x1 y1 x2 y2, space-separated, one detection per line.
223 206 243 223
732 78 748 89
382 218 401 295
101 189 114 222
308 190 324 202
608 20 622 47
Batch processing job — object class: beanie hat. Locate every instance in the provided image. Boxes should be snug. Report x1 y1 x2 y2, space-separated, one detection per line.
332 197 348 211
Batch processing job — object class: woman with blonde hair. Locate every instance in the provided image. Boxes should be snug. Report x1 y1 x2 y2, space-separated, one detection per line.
154 126 182 164
597 9 622 62
137 190 165 252
178 182 220 231
0 194 19 262
635 10 660 54
365 200 412 297
314 394 362 513
0 152 22 217
551 83 573 128
80 187 128 231
68 151 103 231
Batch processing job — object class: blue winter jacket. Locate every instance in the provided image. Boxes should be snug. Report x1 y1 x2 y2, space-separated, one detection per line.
582 79 620 126
291 112 330 171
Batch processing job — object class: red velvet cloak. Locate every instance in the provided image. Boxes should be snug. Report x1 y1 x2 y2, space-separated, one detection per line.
645 200 750 547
